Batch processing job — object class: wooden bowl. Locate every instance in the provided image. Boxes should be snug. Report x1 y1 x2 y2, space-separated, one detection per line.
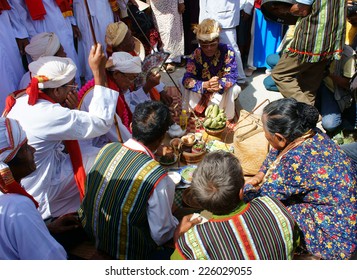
204 125 226 137
181 150 206 164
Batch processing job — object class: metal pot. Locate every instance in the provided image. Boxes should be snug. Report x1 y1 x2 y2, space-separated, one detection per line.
261 0 297 25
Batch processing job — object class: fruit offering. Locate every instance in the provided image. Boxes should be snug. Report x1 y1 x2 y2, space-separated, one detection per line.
203 104 227 129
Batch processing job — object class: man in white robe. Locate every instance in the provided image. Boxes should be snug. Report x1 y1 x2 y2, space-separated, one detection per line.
0 7 26 111
4 44 119 220
73 0 116 82
9 0 81 84
0 117 67 260
19 32 67 89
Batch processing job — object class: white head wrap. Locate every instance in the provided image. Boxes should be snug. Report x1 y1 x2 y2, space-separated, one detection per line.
0 118 26 165
193 18 221 42
105 22 128 47
28 56 77 89
25 32 61 61
106 52 142 74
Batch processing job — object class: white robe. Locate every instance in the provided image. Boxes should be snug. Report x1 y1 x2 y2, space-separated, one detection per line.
0 9 26 111
78 87 132 150
0 194 67 260
7 86 118 219
180 81 241 120
73 0 114 81
10 0 80 84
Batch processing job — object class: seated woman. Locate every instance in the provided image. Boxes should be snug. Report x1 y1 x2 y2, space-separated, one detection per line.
180 18 241 120
243 98 357 260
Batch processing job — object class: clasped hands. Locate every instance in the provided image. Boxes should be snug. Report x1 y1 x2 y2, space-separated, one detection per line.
204 76 222 93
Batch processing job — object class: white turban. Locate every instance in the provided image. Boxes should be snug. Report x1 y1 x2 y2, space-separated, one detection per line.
0 118 26 165
106 52 142 74
193 18 221 42
29 56 77 89
25 32 61 61
105 22 128 47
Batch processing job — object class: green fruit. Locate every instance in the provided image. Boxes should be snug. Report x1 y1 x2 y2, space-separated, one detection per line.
211 105 219 118
211 120 218 128
203 118 212 127
219 109 224 114
205 105 213 117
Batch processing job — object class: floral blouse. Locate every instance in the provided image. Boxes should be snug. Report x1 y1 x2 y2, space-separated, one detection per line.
244 130 357 260
182 43 238 95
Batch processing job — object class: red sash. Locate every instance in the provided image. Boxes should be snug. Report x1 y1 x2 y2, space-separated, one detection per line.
0 167 39 208
3 88 86 201
0 0 10 13
55 0 73 17
25 0 73 20
25 0 46 20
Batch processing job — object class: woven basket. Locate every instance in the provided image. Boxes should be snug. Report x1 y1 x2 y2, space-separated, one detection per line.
204 125 226 137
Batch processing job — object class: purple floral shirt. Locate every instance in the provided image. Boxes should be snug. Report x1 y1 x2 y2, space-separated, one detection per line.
244 130 357 260
182 43 238 95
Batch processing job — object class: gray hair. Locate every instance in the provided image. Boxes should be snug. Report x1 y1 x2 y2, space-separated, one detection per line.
191 151 244 215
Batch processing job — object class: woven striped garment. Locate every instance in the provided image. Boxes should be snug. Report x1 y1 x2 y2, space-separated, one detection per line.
287 0 346 63
78 142 166 260
176 196 298 260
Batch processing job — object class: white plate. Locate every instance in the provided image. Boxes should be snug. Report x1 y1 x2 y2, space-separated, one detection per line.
167 171 181 185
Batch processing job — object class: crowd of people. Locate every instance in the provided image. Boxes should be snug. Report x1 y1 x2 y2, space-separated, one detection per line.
0 0 356 260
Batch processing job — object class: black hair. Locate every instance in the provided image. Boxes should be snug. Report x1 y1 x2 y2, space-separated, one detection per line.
132 100 171 146
263 98 319 143
191 151 245 215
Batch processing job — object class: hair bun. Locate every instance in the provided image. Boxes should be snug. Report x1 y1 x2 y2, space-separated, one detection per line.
297 102 319 129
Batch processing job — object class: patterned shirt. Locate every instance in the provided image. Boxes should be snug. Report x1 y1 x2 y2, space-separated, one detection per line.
182 43 238 95
286 0 346 63
173 197 299 260
244 130 357 260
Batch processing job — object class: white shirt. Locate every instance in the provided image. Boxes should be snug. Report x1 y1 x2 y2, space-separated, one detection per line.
124 82 166 113
0 194 67 260
199 0 241 28
124 139 178 245
7 85 119 219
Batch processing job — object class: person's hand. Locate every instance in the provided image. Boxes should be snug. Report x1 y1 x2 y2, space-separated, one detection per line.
65 91 79 109
160 90 173 106
207 76 221 92
72 25 82 40
143 71 161 93
173 214 202 242
244 172 264 187
290 3 312 17
178 3 185 14
47 212 81 235
88 43 107 86
15 38 29 56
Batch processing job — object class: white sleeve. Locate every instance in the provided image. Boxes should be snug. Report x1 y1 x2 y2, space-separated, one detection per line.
7 1 29 39
147 176 179 245
8 0 37 37
296 0 314 4
31 85 119 141
0 195 67 260
242 0 254 15
124 87 151 113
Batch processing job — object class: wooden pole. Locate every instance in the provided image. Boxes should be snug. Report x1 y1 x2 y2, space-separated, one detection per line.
84 0 97 44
